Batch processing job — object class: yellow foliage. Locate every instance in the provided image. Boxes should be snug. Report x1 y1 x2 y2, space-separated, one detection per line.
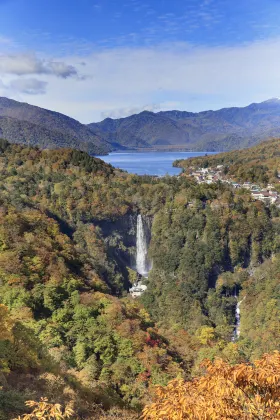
143 351 280 419
13 398 74 420
196 326 215 345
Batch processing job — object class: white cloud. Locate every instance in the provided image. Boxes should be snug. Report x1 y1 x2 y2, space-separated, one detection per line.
100 103 161 119
2 37 280 122
0 53 78 78
100 101 185 119
9 78 48 95
77 38 280 97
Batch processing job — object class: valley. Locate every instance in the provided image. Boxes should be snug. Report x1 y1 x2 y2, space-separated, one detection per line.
2 0 280 417
0 137 278 418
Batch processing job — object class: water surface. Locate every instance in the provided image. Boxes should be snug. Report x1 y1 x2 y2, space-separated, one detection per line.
99 151 216 176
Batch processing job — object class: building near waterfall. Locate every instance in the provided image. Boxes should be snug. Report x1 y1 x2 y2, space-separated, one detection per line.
129 282 147 298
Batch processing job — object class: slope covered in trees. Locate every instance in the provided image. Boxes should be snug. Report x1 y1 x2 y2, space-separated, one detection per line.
174 137 280 185
0 141 192 418
0 139 278 418
0 97 110 155
0 204 186 419
143 186 280 330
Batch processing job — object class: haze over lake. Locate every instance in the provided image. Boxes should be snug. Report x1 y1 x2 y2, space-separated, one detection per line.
100 151 217 176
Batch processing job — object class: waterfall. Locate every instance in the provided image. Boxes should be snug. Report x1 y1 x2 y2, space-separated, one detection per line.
233 296 245 340
130 214 151 297
136 214 150 277
235 301 241 339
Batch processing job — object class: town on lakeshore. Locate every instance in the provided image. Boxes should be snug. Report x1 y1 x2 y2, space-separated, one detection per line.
187 165 280 206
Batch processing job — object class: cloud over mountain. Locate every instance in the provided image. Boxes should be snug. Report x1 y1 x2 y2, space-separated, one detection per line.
9 78 48 95
100 103 161 119
2 36 280 120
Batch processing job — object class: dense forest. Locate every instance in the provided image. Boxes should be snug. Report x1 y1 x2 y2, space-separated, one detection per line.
0 138 279 418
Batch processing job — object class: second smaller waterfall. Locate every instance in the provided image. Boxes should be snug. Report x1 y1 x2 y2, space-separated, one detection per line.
235 301 241 339
233 296 245 340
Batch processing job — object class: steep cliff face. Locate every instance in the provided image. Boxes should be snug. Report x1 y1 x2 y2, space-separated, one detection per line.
97 213 153 289
98 214 136 264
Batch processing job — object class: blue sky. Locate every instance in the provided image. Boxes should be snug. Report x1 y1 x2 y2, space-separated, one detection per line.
1 0 280 49
1 0 280 121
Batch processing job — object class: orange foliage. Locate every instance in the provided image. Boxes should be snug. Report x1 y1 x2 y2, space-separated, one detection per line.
143 351 280 419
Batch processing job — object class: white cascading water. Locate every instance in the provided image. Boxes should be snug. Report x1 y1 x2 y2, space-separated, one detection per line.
233 296 245 340
130 214 151 297
136 214 149 277
235 301 241 338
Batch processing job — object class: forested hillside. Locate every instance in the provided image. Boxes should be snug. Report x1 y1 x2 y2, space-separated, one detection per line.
175 137 280 185
143 186 279 333
0 97 110 155
0 138 279 418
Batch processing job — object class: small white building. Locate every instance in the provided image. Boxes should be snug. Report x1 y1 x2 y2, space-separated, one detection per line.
129 282 147 298
200 168 209 174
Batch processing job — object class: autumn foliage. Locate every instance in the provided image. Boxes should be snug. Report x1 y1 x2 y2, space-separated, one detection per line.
0 140 278 418
143 351 280 419
13 398 74 420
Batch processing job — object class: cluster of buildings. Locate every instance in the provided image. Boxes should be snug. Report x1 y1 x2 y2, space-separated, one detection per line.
190 165 225 184
189 166 280 206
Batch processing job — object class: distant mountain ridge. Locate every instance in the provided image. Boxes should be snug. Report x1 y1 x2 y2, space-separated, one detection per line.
0 97 110 155
88 98 280 152
2 97 280 154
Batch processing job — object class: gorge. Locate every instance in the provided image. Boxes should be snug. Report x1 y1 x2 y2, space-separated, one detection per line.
2 0 280 415
0 139 279 419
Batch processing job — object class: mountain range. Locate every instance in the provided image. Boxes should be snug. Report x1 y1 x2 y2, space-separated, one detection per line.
0 97 110 155
88 98 280 152
2 96 280 154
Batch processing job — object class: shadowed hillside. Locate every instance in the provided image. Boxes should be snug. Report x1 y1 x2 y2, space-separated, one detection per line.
0 97 110 155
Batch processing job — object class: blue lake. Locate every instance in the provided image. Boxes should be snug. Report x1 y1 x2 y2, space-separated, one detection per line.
99 151 216 176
